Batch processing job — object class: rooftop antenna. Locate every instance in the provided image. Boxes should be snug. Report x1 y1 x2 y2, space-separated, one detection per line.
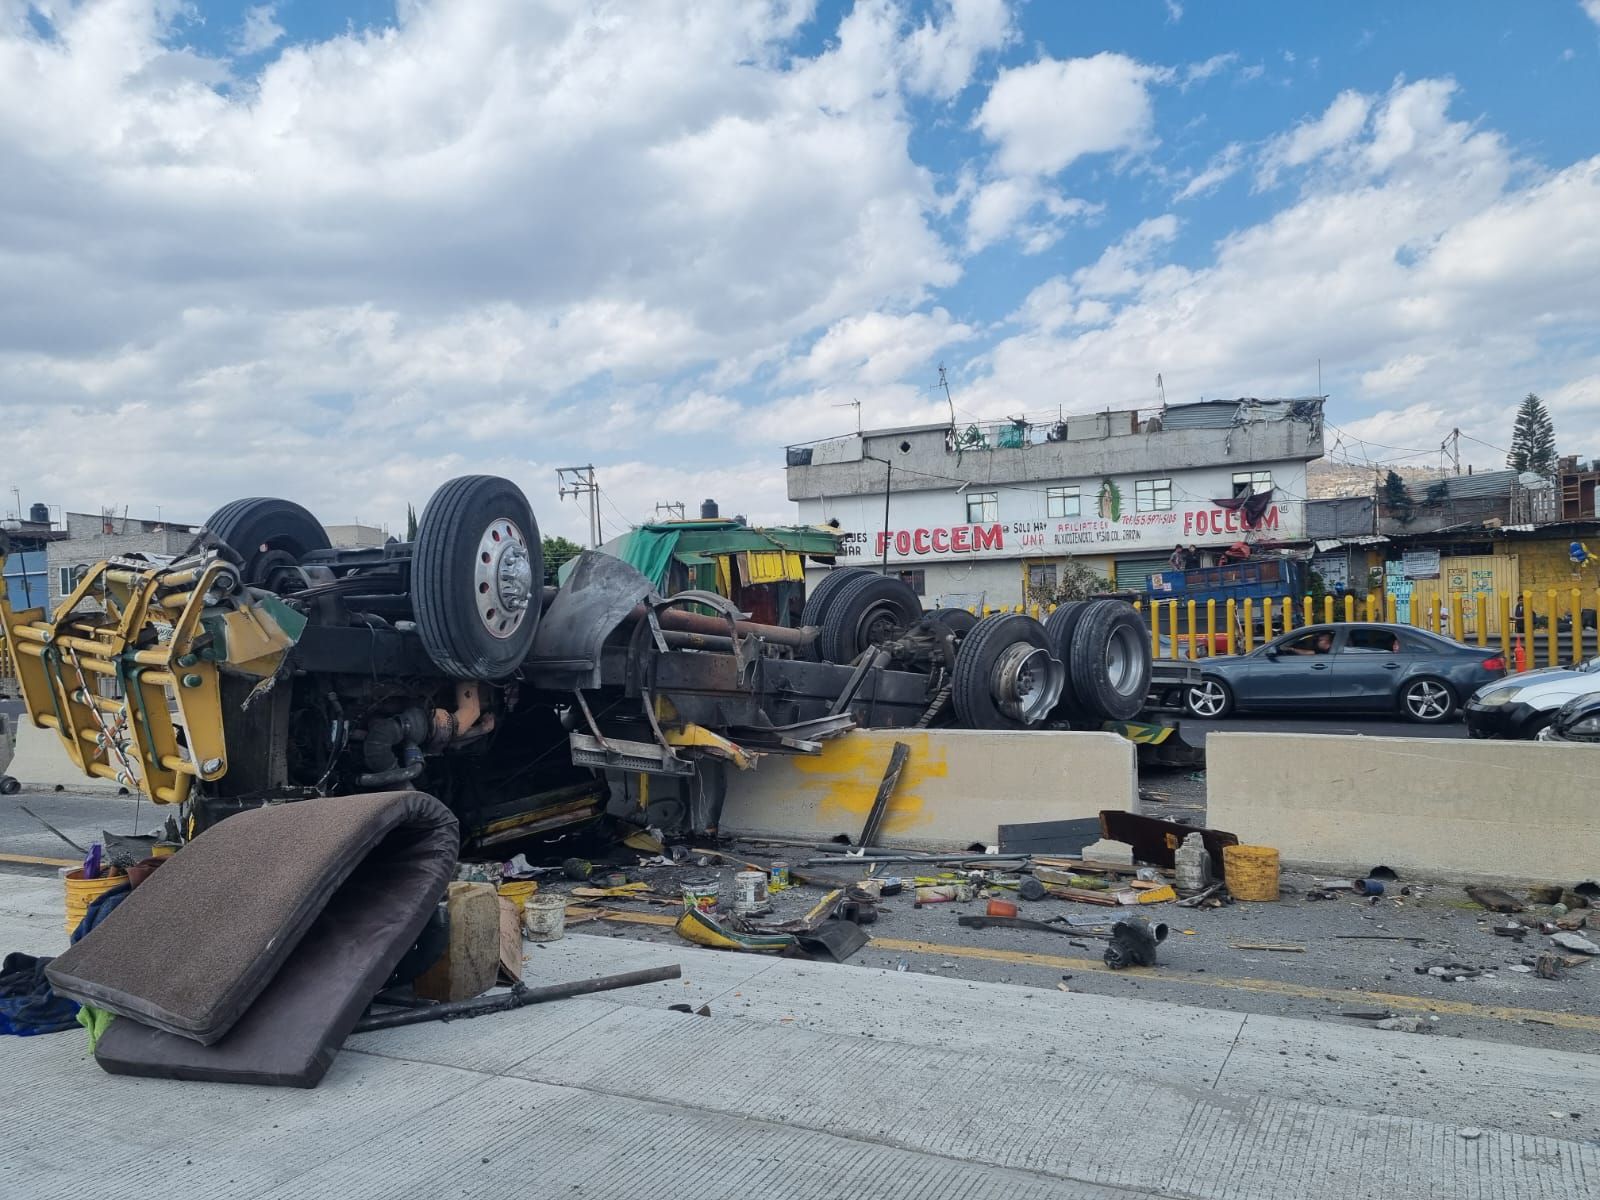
1156 373 1166 407
938 364 956 427
1442 428 1461 476
654 501 686 521
832 398 862 435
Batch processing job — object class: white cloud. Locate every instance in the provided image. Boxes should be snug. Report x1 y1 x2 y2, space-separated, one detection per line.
1176 141 1245 199
960 81 1600 469
900 0 1015 99
1165 1 1184 23
1071 215 1181 296
974 52 1165 177
786 308 975 386
655 391 742 434
1256 88 1371 186
1584 1 1600 31
964 176 1097 252
1182 52 1235 87
233 4 284 56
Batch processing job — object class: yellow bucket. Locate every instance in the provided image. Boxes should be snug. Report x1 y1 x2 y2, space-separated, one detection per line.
63 868 127 935
496 880 538 912
1222 845 1280 902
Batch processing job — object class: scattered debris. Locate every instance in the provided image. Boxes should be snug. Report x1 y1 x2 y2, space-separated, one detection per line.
998 817 1101 856
674 908 794 954
1099 810 1237 872
792 920 870 963
1017 877 1047 902
1465 887 1523 914
1550 932 1599 955
1458 1128 1482 1141
1231 943 1305 953
985 899 1019 918
1335 934 1424 942
858 740 910 849
1176 882 1227 909
1339 1009 1395 1020
356 966 682 1033
1527 885 1564 905
1556 912 1589 931
1103 919 1164 970
1535 953 1565 980
1492 923 1528 939
1375 1017 1433 1033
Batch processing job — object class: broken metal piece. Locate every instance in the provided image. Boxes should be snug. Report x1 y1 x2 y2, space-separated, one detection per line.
355 965 683 1032
1465 886 1524 914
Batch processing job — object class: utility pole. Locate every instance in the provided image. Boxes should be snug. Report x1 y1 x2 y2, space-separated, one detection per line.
654 501 686 522
1442 428 1461 475
556 465 602 548
938 364 956 427
864 454 892 575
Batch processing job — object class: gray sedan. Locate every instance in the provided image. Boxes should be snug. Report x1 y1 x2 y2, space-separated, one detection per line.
1182 623 1506 724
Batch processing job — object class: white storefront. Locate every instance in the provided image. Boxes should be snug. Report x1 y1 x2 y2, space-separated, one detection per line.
796 461 1308 609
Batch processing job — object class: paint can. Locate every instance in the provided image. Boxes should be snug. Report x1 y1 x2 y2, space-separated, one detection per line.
768 862 791 890
681 877 720 915
732 870 770 916
523 894 566 942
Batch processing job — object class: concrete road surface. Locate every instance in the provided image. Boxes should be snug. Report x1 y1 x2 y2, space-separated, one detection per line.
1 871 1596 1200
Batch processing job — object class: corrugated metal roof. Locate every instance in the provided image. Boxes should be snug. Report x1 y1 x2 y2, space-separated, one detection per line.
1159 402 1243 429
1436 470 1517 500
1159 397 1322 430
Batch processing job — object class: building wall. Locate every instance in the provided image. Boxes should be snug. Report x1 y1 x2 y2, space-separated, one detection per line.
1511 537 1591 595
324 523 388 548
46 513 194 609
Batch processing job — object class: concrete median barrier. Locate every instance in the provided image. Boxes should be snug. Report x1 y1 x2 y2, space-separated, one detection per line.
1207 732 1600 885
720 728 1137 850
5 717 122 794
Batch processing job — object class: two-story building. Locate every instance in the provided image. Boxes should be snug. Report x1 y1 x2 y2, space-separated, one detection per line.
785 398 1325 609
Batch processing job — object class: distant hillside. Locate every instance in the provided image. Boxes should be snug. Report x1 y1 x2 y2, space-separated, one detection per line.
1306 459 1449 500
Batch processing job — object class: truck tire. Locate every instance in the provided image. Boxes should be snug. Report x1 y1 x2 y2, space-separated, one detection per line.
928 608 977 640
817 573 922 664
799 567 875 660
1069 600 1151 722
413 475 543 680
204 497 331 586
951 613 1066 729
1043 601 1091 719
0 775 19 796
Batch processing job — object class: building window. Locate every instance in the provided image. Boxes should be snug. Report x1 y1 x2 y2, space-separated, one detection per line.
58 567 77 596
1046 486 1080 518
1232 470 1273 498
1135 478 1172 512
896 569 926 597
1027 563 1057 598
966 491 998 523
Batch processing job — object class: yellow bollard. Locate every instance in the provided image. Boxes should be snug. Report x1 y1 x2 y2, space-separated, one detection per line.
1303 595 1314 627
1343 594 1355 623
1572 587 1583 663
1226 598 1238 654
1243 598 1255 652
1521 591 1534 666
1429 598 1441 635
1262 596 1273 641
1364 593 1376 622
1186 600 1198 659
1166 600 1178 655
1322 595 1334 624
1450 594 1463 642
1149 598 1161 661
1546 590 1559 668
1385 593 1397 624
1029 602 1040 621
1281 596 1293 633
1473 593 1487 646
1206 599 1217 658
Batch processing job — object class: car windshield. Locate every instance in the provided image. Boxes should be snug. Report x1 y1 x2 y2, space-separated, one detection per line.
1579 657 1600 674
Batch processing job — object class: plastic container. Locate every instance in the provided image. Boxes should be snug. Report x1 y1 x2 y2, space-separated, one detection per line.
1222 844 1280 902
986 898 1018 918
732 870 770 916
681 878 720 914
1175 832 1212 894
496 880 538 912
522 893 566 942
63 868 127 934
151 842 180 859
768 862 791 890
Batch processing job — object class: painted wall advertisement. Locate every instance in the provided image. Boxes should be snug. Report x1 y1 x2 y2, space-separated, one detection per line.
823 477 1298 564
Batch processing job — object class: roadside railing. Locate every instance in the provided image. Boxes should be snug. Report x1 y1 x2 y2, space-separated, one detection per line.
953 588 1600 670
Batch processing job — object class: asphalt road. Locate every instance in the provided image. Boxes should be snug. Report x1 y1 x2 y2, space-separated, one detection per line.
1179 712 1468 739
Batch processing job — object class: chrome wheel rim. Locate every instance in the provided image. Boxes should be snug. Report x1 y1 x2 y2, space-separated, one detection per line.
990 642 1066 723
1105 622 1143 697
1188 680 1227 717
1406 681 1449 720
474 518 535 639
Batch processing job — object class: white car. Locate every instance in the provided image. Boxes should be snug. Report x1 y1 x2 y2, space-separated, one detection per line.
1463 657 1600 739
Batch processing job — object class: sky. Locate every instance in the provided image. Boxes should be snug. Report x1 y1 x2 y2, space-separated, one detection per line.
2 0 1599 542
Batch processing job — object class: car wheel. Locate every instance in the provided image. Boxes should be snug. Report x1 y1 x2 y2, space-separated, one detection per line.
413 475 543 680
951 613 1066 730
1185 677 1233 719
204 497 332 587
1068 600 1152 722
817 573 922 664
1400 676 1455 724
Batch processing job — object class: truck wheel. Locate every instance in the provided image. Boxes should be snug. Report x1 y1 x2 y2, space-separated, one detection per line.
413 475 543 680
800 568 874 638
951 613 1066 729
1043 601 1091 718
818 573 922 664
929 608 977 641
204 497 331 586
1069 600 1151 722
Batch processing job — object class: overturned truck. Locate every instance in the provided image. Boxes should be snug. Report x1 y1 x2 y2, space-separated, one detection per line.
0 477 1154 853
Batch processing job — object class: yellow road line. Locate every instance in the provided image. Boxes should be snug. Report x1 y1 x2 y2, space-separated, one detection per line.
587 909 1600 1034
0 852 78 868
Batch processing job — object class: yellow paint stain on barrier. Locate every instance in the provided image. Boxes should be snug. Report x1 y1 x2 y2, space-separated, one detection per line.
587 911 1600 1034
791 733 949 835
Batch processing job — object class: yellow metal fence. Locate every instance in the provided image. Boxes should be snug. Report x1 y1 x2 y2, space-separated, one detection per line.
964 588 1600 668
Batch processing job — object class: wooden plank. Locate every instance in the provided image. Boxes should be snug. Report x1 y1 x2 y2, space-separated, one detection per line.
997 817 1101 856
859 740 910 848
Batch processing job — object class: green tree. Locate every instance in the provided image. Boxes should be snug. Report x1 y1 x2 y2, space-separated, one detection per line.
1507 392 1556 477
542 535 583 584
1381 470 1412 521
405 503 418 542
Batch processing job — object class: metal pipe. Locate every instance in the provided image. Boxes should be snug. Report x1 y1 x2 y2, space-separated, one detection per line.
626 604 817 648
661 630 736 652
352 965 683 1032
